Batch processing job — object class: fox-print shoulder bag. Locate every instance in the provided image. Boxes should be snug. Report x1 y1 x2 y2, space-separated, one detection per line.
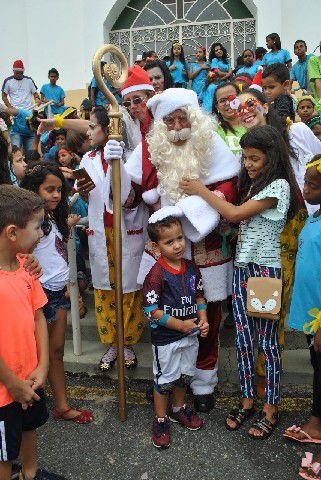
246 277 283 321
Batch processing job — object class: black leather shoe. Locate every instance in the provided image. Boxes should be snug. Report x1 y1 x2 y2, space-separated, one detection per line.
193 394 215 413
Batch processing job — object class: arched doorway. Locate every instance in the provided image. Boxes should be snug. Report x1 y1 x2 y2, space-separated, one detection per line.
108 0 256 66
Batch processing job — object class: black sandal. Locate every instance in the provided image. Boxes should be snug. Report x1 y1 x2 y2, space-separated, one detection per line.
248 411 280 440
225 405 256 431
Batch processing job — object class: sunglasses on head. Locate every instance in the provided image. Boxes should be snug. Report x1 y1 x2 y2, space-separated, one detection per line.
122 97 146 108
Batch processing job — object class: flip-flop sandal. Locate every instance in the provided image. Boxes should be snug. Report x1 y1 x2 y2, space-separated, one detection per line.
225 405 256 431
248 411 280 440
53 408 94 424
284 425 321 444
299 452 315 479
300 462 321 480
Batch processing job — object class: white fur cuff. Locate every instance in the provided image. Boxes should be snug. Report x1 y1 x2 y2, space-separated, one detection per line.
177 195 220 243
142 188 160 205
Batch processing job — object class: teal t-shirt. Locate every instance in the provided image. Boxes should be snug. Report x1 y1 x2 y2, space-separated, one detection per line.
40 83 65 115
288 213 321 332
262 49 291 67
199 83 217 112
290 53 314 90
11 109 32 136
190 62 209 95
210 58 230 72
237 65 259 78
235 179 290 268
166 60 189 84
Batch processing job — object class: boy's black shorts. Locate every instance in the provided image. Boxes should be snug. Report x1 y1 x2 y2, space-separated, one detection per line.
0 389 48 461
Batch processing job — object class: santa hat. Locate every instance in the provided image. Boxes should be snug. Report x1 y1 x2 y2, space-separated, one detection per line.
251 66 263 92
121 66 154 97
13 59 24 71
147 88 199 121
149 206 183 224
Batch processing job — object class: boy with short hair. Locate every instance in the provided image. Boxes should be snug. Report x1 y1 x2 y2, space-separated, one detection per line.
262 62 296 121
0 185 64 480
143 210 209 449
290 40 314 93
40 68 66 115
296 95 316 123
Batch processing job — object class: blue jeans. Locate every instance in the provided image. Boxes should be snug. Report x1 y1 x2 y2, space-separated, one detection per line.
11 132 35 152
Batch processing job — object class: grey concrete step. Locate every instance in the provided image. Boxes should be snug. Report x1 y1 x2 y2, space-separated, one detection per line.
67 290 308 349
63 339 312 391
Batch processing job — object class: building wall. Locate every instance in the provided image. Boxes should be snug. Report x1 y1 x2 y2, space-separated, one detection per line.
0 0 320 102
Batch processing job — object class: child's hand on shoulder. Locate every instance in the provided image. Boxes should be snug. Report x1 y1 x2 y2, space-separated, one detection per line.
67 214 81 228
59 166 74 179
180 178 206 197
314 328 321 353
18 254 43 278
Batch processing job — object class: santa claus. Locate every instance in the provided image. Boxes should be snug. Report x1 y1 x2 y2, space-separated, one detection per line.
105 88 240 412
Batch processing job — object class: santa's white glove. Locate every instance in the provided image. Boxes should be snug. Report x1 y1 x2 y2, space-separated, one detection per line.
104 140 124 164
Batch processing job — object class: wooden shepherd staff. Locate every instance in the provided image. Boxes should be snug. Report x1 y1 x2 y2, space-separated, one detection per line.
92 45 128 421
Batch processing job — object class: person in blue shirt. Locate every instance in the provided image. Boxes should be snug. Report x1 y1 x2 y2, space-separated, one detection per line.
237 49 259 78
290 39 314 93
3 105 39 152
262 33 292 69
189 46 210 96
208 42 232 80
253 47 267 67
40 68 66 115
166 42 189 88
199 71 219 113
90 61 121 107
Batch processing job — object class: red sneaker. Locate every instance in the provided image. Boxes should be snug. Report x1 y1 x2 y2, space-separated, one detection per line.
169 405 204 430
151 416 170 449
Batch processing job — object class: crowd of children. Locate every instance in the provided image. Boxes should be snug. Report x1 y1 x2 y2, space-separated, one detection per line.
1 32 321 480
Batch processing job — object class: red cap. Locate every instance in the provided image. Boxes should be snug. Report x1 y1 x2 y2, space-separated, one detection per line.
13 59 24 71
121 66 154 97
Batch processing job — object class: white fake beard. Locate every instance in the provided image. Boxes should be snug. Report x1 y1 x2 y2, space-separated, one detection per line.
165 127 192 143
156 140 203 204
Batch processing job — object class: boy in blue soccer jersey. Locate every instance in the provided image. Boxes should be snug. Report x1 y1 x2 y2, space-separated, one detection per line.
40 68 66 115
143 211 209 450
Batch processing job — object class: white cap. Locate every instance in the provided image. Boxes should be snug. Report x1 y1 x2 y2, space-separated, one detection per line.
148 206 183 224
147 88 199 121
135 54 143 62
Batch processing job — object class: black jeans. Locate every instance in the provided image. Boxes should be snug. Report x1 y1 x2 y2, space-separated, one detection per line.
307 335 321 418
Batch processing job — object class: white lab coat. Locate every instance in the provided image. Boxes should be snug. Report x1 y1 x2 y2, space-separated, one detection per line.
80 150 148 292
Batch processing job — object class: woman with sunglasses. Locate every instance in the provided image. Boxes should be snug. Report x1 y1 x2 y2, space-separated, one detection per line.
213 82 246 160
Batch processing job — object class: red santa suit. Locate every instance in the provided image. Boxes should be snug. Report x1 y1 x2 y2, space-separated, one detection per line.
107 89 240 398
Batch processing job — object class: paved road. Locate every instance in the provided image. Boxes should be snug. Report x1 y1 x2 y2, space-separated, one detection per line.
35 377 315 480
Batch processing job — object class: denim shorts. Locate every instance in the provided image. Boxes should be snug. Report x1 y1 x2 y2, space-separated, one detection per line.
42 286 70 324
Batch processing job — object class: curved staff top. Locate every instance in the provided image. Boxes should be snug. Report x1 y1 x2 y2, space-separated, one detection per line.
92 45 128 421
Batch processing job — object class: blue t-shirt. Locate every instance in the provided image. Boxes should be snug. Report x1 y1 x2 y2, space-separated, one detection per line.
40 83 65 115
253 60 264 67
262 49 291 67
199 83 217 113
190 62 209 95
11 109 32 136
210 58 231 72
90 77 121 106
166 60 189 84
143 258 203 346
44 144 58 161
290 53 314 90
288 214 321 332
237 64 259 78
